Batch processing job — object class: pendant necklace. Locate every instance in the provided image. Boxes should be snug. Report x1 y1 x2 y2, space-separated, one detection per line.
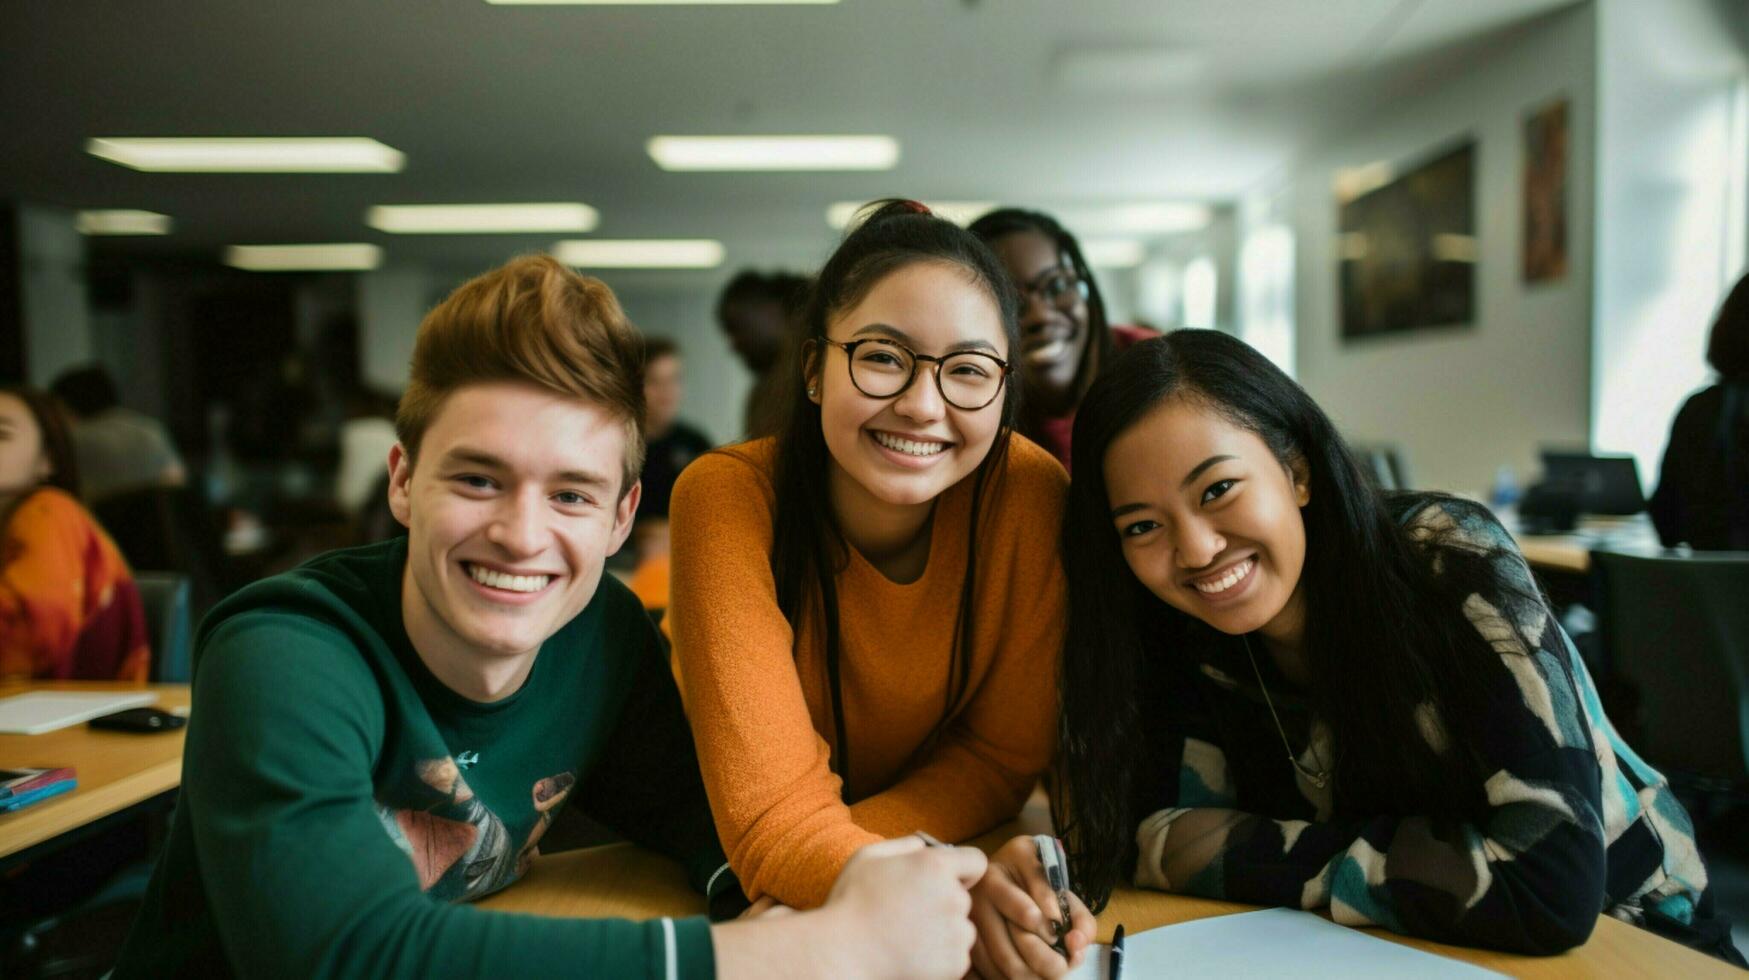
1241 633 1331 790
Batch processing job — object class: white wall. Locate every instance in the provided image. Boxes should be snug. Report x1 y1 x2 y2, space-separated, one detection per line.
17 204 92 384
358 266 437 393
1592 0 1749 488
1292 6 1597 495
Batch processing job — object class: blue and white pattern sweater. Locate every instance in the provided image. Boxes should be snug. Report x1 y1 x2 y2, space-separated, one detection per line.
1129 497 1734 959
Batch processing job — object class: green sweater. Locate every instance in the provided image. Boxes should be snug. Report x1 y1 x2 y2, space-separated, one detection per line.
114 538 726 979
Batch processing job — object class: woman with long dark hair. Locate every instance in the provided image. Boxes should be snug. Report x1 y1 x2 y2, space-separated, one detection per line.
668 201 1095 975
1650 270 1749 549
0 384 149 681
969 208 1154 468
1044 330 1738 961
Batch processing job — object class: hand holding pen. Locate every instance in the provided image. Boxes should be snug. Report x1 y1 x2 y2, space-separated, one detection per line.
962 832 1097 979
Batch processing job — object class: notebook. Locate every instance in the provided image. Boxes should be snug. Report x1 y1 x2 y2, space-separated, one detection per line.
1065 907 1504 979
0 691 159 735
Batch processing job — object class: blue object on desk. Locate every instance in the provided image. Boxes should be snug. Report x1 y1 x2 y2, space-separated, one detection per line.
0 778 75 811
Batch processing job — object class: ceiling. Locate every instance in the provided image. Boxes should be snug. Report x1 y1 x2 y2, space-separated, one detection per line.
1 0 1581 278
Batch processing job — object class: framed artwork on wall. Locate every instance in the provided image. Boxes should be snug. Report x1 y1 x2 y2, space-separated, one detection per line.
1522 97 1570 283
1337 139 1477 342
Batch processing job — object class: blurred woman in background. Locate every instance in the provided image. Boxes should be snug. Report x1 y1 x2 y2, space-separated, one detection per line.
0 385 148 682
970 208 1154 468
1650 270 1749 550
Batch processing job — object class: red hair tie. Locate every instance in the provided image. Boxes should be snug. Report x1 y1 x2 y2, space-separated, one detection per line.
900 199 932 216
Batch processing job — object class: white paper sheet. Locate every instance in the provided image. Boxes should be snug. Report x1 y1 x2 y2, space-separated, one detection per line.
0 691 158 734
1064 907 1505 979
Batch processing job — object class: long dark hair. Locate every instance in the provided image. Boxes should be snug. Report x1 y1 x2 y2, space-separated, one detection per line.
969 208 1114 429
744 199 1021 785
0 384 81 523
1056 330 1527 909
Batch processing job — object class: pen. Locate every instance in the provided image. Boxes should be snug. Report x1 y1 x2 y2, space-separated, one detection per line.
1033 834 1072 956
1109 923 1125 980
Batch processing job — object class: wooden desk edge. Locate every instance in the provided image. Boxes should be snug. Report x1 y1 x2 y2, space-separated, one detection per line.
0 755 182 858
488 841 1741 978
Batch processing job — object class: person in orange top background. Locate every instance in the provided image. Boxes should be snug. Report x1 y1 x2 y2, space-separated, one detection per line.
667 200 1096 979
0 384 149 682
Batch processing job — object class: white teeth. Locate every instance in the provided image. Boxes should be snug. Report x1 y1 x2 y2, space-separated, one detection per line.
1025 338 1069 365
467 564 550 593
872 431 948 457
1193 558 1253 595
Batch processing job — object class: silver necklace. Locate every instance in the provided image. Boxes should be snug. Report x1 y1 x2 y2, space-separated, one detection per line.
1241 634 1331 790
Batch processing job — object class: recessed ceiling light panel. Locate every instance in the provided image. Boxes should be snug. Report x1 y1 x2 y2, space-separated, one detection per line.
489 0 835 4
75 210 173 236
1060 202 1213 236
554 239 725 268
825 200 995 230
366 203 599 234
87 138 405 173
648 135 898 171
1080 239 1147 269
224 244 384 272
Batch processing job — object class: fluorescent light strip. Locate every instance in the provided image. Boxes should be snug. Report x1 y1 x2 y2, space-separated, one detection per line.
367 203 599 234
554 239 724 269
489 0 835 4
75 210 173 236
87 138 404 173
224 244 383 272
1081 239 1146 269
1059 202 1212 236
648 135 898 172
826 200 995 230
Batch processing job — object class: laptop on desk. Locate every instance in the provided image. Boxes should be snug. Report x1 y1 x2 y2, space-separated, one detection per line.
1538 451 1648 516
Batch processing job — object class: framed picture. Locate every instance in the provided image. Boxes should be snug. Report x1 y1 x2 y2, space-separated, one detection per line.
1523 98 1569 283
1338 140 1477 341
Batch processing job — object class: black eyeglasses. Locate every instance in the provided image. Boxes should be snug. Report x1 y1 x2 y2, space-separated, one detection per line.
1020 266 1089 311
818 337 1011 411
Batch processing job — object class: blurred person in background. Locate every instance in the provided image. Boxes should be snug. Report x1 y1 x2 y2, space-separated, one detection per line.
626 337 713 611
970 208 1155 468
1650 270 1749 550
716 269 809 439
49 364 186 503
335 387 402 520
0 385 149 682
639 337 713 528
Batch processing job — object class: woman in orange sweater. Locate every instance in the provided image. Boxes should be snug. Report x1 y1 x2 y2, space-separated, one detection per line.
669 201 1094 977
0 385 149 682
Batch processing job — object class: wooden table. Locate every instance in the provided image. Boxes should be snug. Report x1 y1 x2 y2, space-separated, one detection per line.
1512 515 1667 576
0 681 190 859
482 804 1738 978
1514 534 1594 575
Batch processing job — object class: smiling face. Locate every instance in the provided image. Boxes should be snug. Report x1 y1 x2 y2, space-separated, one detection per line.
990 229 1090 409
810 260 1009 515
1103 396 1311 647
389 381 639 676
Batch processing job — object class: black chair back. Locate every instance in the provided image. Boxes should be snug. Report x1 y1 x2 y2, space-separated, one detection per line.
1591 549 1749 788
134 572 192 683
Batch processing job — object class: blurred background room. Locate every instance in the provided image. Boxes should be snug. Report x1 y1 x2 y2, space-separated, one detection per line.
1 0 1746 974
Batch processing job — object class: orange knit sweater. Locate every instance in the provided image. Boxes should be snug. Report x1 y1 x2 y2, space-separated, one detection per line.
0 487 149 683
667 436 1066 908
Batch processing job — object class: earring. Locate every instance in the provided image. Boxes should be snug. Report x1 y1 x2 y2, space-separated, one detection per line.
807 385 818 398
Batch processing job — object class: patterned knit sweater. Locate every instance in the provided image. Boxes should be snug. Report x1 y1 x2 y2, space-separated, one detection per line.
1129 496 1733 959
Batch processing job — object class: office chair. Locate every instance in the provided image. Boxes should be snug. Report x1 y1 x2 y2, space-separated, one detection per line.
1590 549 1749 790
134 572 191 683
1352 443 1411 491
